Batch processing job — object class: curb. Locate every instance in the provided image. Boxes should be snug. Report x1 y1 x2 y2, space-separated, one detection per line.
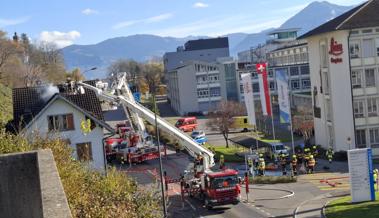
242 185 295 200
321 193 349 218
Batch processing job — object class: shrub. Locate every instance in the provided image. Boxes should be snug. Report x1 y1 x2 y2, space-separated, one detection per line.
0 130 161 218
250 176 297 184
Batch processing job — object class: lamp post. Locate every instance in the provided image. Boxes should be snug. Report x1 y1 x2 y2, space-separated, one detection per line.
347 137 352 150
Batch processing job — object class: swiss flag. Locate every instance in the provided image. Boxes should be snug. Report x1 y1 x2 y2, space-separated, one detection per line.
256 63 272 116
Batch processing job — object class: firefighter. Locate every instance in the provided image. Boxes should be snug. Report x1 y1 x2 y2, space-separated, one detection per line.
279 152 287 175
312 145 318 159
258 154 265 176
303 148 311 168
374 169 378 192
248 157 253 176
127 149 132 167
326 147 334 164
220 154 225 169
307 155 316 174
291 154 298 175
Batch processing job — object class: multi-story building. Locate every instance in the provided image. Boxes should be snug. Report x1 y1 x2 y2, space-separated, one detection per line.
167 59 239 115
163 37 230 73
300 0 379 155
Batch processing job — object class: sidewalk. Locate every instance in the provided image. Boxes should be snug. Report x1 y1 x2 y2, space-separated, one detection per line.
294 191 349 218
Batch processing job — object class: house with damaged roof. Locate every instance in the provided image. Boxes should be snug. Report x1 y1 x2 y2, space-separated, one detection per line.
10 81 114 171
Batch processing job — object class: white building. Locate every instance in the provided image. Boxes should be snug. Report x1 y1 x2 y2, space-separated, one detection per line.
300 0 379 155
12 84 114 171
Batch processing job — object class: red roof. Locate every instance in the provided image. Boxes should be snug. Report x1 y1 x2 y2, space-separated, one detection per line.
207 169 238 178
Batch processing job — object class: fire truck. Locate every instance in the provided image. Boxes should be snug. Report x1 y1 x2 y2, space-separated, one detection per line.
77 73 240 209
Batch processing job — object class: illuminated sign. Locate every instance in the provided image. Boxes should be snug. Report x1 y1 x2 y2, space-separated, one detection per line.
329 37 343 64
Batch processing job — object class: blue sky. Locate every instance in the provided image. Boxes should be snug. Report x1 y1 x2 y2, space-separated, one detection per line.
0 0 364 48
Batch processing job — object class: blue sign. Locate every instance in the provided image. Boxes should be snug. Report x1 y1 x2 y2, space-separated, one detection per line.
133 92 141 102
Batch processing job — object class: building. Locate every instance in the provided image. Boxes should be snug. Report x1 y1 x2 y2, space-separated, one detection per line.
299 0 379 154
163 37 230 73
11 82 114 170
167 59 239 115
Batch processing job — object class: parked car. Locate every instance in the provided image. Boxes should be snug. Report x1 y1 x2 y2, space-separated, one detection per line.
175 117 197 132
193 135 207 145
191 130 205 138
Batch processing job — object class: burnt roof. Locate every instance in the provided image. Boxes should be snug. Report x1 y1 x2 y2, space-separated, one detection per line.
298 1 372 39
12 81 104 130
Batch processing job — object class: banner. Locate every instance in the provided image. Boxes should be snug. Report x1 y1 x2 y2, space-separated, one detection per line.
241 73 256 126
276 68 290 123
256 63 271 116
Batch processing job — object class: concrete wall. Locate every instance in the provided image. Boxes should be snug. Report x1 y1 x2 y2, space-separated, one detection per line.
24 98 106 171
177 65 198 115
0 151 43 218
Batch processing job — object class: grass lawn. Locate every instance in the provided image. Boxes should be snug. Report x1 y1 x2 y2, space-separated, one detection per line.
326 192 379 218
208 144 245 163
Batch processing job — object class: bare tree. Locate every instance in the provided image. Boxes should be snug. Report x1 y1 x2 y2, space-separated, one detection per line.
292 106 314 145
207 101 246 148
0 31 19 81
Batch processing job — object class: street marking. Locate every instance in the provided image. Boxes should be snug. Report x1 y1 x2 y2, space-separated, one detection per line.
184 199 196 211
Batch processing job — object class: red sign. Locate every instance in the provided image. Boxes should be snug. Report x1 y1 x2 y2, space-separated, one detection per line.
329 37 343 64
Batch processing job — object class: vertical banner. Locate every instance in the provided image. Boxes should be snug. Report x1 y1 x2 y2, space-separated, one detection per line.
276 68 290 123
256 63 271 116
241 73 256 126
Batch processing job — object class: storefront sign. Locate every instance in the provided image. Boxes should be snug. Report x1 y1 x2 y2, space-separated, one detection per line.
329 37 343 64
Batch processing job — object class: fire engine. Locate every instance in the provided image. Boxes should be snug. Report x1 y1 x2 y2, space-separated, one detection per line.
76 73 240 209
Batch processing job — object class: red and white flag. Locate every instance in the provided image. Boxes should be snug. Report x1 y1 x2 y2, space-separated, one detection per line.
256 63 272 116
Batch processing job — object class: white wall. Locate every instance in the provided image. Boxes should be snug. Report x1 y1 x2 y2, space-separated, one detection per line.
307 30 355 151
24 98 106 171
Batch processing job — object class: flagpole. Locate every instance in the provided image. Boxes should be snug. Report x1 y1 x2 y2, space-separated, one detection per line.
269 94 276 140
288 91 295 153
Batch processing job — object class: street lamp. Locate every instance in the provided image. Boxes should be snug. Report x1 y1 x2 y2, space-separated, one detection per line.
347 137 352 150
83 67 97 74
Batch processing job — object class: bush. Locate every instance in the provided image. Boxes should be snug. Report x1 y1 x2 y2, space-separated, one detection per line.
250 176 297 184
0 130 161 218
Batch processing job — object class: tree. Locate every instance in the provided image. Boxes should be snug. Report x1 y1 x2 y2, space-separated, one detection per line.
141 62 163 94
292 106 314 145
206 101 246 148
0 31 19 81
65 68 85 82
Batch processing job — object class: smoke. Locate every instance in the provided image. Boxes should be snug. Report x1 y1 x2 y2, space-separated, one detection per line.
40 84 59 102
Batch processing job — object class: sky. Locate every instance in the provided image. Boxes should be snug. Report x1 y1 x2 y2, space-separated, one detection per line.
0 0 364 48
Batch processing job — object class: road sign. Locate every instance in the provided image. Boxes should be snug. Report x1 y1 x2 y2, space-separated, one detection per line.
348 148 376 203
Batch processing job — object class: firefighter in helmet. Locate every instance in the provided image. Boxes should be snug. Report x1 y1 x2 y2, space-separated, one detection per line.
307 155 316 174
258 154 265 176
373 169 378 192
291 154 298 175
303 147 311 167
312 145 318 159
279 152 287 175
219 154 225 169
326 147 334 164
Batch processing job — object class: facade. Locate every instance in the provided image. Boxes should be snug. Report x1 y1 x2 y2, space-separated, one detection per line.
300 0 379 154
167 59 239 115
163 37 230 73
12 85 114 170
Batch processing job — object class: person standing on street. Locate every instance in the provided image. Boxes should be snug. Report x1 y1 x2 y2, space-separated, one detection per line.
291 155 298 176
326 147 334 164
258 154 265 176
307 155 316 174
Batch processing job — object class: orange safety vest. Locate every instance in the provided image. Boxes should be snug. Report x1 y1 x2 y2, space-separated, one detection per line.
292 159 297 166
308 158 315 167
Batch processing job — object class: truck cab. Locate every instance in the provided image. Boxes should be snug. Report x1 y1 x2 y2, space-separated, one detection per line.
201 169 240 209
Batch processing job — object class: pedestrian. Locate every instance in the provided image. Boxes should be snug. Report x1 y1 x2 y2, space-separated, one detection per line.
258 154 265 176
326 147 334 164
279 153 287 175
248 157 253 176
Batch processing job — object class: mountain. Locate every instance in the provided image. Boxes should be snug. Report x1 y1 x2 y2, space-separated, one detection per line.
62 1 355 78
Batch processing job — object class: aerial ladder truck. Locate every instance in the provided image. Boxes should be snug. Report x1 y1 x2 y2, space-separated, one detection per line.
77 77 240 209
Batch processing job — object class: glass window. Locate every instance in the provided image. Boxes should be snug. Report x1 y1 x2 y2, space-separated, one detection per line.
210 87 221 97
268 69 273 77
362 39 375 58
349 41 360 59
253 83 259 93
290 67 299 76
365 68 375 87
197 88 209 98
370 128 379 145
300 65 310 75
76 142 93 161
47 114 74 131
353 100 365 118
367 98 378 117
356 129 366 148
302 79 311 89
351 70 362 88
269 81 275 91
376 38 379 56
291 79 300 90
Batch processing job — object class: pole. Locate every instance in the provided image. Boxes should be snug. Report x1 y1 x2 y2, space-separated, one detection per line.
154 94 167 217
288 92 295 154
270 95 276 140
245 172 249 202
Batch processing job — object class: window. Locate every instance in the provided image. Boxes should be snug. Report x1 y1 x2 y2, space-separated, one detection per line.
210 88 221 97
351 70 362 88
365 68 375 87
269 82 275 91
197 88 209 98
291 79 300 90
320 43 327 67
353 100 364 118
376 38 379 56
362 39 375 58
349 41 360 59
356 129 366 148
290 67 299 76
300 65 310 75
302 79 311 89
370 128 379 146
268 69 273 77
76 142 93 161
367 98 378 117
253 83 259 93
48 114 74 131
